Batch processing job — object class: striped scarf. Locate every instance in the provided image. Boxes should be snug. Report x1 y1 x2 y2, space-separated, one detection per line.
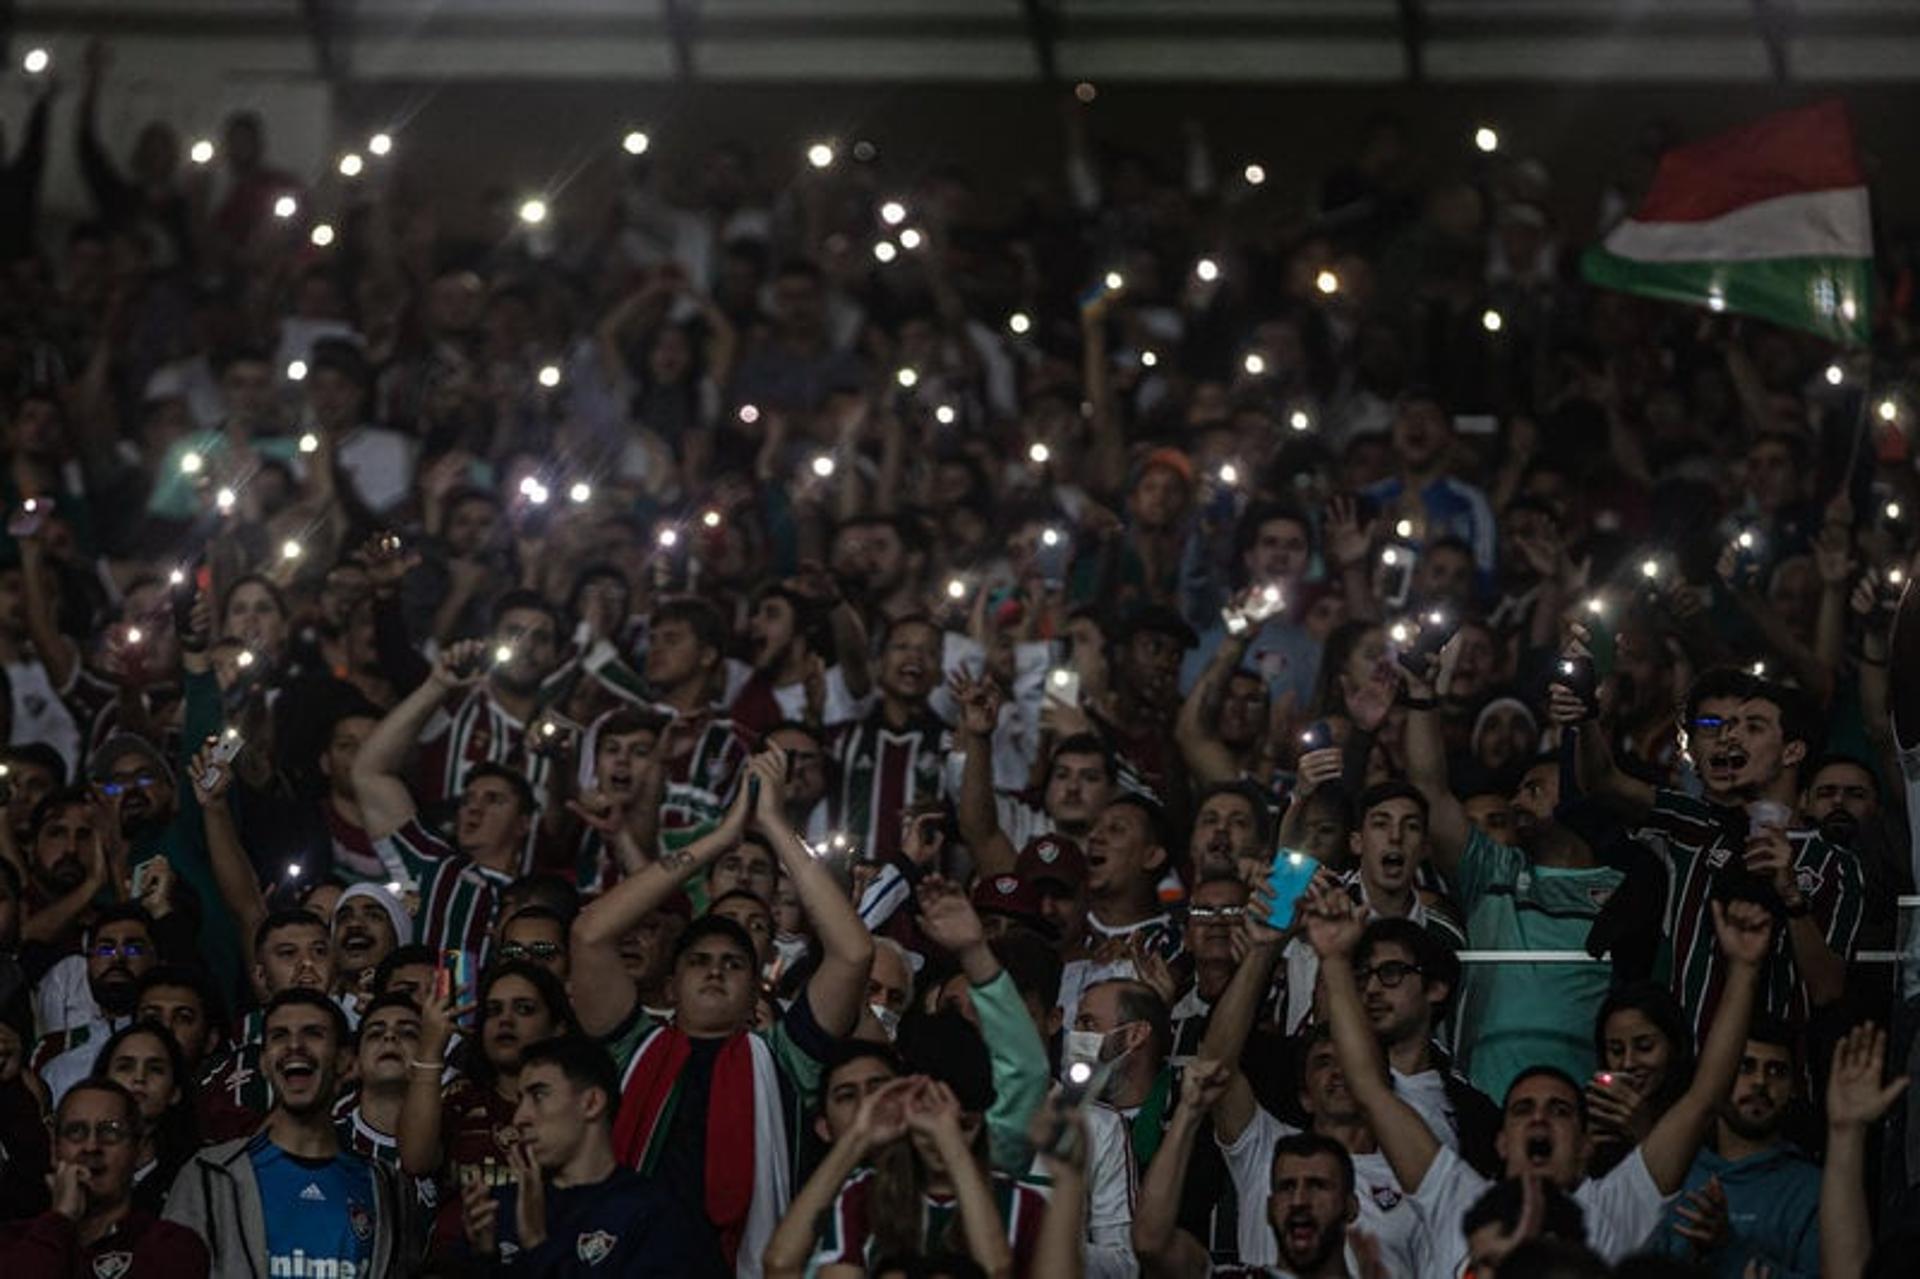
613 1025 788 1276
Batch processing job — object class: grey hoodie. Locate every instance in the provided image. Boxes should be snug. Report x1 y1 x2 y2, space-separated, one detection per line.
163 1131 419 1279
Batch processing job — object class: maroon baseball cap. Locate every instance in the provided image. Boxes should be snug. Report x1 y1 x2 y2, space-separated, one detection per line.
970 873 1045 925
1014 834 1087 893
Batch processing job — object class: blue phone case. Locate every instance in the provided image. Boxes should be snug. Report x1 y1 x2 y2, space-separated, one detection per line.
1265 851 1320 930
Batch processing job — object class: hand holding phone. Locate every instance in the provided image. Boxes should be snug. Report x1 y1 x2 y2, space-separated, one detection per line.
1264 850 1321 932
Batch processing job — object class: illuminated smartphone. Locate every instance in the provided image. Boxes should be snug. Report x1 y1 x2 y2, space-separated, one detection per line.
1264 850 1320 931
436 949 471 1003
1046 667 1081 708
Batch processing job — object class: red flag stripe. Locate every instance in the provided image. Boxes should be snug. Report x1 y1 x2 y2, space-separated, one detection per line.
1635 100 1864 225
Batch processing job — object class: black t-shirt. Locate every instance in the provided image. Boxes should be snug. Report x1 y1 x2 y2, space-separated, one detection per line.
495 1164 728 1278
654 1036 723 1224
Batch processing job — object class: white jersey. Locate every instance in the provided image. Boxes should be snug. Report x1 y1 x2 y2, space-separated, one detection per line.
1410 1143 1670 1277
1218 1106 1425 1278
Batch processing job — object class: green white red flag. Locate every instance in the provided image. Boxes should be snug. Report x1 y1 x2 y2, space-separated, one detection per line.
1581 100 1872 346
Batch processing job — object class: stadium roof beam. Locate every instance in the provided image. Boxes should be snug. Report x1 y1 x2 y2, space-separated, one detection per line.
1396 0 1427 82
298 0 346 88
1750 0 1790 83
1020 0 1062 84
663 0 697 80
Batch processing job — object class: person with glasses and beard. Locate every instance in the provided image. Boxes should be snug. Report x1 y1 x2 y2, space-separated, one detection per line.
165 989 420 1279
36 904 171 1103
1 1079 210 1277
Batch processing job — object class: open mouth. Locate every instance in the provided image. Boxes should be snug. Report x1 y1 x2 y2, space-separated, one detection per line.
341 930 374 955
1283 1212 1319 1251
1707 749 1748 775
1524 1134 1553 1166
279 1057 318 1085
1380 850 1407 874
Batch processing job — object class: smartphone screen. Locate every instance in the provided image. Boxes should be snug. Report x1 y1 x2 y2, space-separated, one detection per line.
1265 851 1320 931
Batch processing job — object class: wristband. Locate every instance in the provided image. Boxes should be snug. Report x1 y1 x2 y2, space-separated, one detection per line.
1397 693 1438 711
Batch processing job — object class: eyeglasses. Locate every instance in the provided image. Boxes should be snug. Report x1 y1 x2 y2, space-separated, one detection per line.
1688 716 1728 737
1355 960 1423 989
499 941 562 961
57 1119 133 1145
1187 907 1246 923
90 941 149 960
99 773 159 797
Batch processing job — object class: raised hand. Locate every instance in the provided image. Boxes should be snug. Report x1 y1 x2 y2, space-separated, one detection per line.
850 1075 918 1153
419 988 474 1061
1709 898 1775 969
567 789 624 837
1582 1069 1651 1141
743 749 789 832
431 639 490 689
1299 879 1363 960
1177 1056 1233 1115
1324 495 1374 571
915 875 986 955
1342 666 1398 733
948 669 1003 738
1826 1021 1909 1130
1294 747 1343 797
904 1078 966 1141
188 739 234 806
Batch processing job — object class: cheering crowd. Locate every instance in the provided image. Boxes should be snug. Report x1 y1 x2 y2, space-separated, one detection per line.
0 40 1916 1279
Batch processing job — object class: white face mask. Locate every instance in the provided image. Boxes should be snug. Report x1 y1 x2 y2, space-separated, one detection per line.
869 1003 901 1041
1060 1028 1107 1083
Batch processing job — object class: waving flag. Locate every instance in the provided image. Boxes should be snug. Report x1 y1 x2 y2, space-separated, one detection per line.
1582 100 1872 346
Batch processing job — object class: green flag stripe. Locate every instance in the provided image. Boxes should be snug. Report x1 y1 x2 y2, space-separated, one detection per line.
1581 247 1871 347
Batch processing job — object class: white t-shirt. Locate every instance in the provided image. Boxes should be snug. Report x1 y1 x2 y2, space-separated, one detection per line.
1410 1143 1670 1277
1392 1067 1459 1157
8 657 81 773
1023 1101 1137 1279
33 955 98 1034
1218 1106 1424 1278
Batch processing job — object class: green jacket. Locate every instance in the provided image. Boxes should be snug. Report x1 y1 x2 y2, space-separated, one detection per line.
971 968 1050 1173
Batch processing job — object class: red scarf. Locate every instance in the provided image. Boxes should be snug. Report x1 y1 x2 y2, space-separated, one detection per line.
612 1027 757 1265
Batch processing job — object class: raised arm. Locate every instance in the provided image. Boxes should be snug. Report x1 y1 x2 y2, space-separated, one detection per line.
1547 683 1656 816
768 1077 917 1279
569 783 754 1037
189 740 268 953
1403 660 1469 879
1174 630 1250 788
911 1081 1013 1279
1891 565 1920 751
1131 1058 1230 1279
952 672 1018 878
749 751 874 1037
1302 880 1442 1192
1820 1023 1908 1279
1196 909 1285 1142
917 876 1049 1173
352 640 486 840
1638 900 1771 1194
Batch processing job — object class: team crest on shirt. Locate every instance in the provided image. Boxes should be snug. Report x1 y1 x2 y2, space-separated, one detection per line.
1705 842 1733 869
577 1230 616 1265
348 1201 373 1241
1367 1182 1402 1211
1795 866 1823 897
92 1252 132 1279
